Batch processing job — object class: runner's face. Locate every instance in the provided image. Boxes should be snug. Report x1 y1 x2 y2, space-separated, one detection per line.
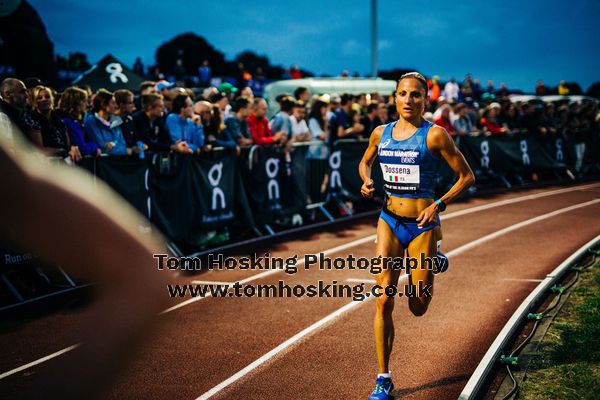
395 78 426 120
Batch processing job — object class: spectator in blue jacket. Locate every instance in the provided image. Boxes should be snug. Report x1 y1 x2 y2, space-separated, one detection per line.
166 94 202 153
83 89 130 156
59 86 101 157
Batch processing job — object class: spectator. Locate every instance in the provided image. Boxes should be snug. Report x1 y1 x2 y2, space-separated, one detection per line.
480 102 507 135
377 103 391 126
484 80 495 99
452 103 475 137
429 75 441 104
307 99 330 159
59 86 101 157
289 101 311 142
114 89 137 148
166 94 203 153
568 102 584 173
223 97 253 146
499 103 522 134
155 80 175 96
434 104 456 137
247 97 286 145
497 83 509 99
294 86 310 103
443 77 460 103
83 89 130 156
24 85 80 161
542 103 558 136
199 60 211 87
140 81 157 95
23 77 42 110
270 96 295 139
328 93 364 145
239 86 254 101
132 93 187 153
461 74 474 101
535 80 546 96
210 91 232 119
327 94 341 120
360 102 380 136
133 57 144 75
290 65 302 79
203 104 234 151
0 78 32 141
558 80 570 96
472 79 482 102
521 102 547 136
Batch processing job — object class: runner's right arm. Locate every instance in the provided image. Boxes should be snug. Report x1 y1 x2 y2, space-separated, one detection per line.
358 125 384 198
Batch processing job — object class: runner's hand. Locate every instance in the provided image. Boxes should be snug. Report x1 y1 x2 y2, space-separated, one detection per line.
416 203 439 228
361 179 375 198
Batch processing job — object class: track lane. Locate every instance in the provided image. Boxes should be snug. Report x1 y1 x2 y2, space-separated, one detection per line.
0 183 598 399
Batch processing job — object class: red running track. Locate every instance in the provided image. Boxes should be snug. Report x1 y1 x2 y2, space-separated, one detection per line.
1 182 599 400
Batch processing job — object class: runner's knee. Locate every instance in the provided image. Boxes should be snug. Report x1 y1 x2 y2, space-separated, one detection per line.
375 294 395 315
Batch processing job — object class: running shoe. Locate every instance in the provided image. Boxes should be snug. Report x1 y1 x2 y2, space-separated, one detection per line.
433 251 449 274
368 376 394 400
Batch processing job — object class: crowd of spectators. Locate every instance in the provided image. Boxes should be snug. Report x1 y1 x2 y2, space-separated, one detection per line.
0 73 598 174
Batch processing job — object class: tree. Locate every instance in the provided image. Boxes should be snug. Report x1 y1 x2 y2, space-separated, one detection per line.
586 82 600 97
155 33 227 76
378 68 417 81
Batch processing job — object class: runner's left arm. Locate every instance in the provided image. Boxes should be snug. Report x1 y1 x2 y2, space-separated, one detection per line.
416 126 475 227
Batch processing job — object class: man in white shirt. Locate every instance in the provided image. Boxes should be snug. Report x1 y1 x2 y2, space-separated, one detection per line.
443 77 460 103
289 101 311 142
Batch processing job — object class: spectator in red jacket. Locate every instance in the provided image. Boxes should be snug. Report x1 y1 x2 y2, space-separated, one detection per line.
480 102 508 135
247 98 286 145
434 104 456 136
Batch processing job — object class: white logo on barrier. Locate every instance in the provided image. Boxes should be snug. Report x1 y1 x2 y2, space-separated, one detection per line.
556 138 563 161
520 140 530 165
265 158 280 200
208 162 226 210
105 63 128 83
329 150 341 189
480 140 490 168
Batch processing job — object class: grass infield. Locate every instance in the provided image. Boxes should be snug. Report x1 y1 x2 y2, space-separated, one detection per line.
519 257 600 400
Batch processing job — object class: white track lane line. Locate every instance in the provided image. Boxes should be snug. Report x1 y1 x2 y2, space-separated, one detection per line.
1 184 597 381
194 198 600 399
347 278 378 284
0 344 80 380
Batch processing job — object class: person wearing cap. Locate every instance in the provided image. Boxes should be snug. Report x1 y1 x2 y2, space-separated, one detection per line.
480 102 507 135
359 72 474 400
155 80 175 95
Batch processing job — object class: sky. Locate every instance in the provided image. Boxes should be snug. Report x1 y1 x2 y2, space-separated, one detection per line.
28 0 600 93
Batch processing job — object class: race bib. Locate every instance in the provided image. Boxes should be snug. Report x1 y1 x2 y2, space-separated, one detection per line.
380 163 420 193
